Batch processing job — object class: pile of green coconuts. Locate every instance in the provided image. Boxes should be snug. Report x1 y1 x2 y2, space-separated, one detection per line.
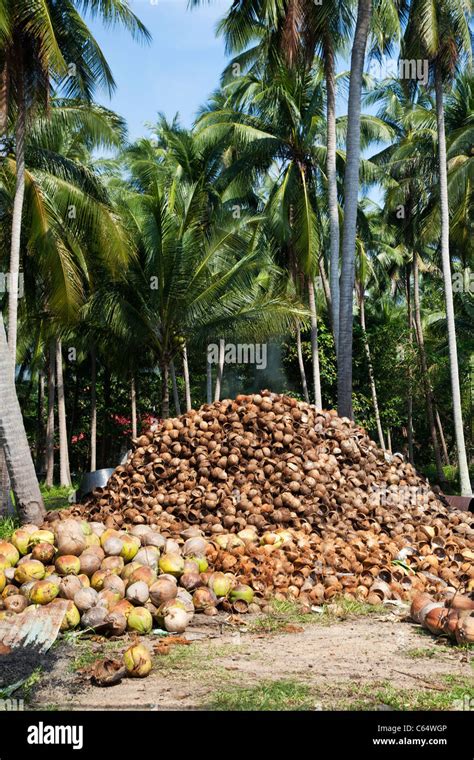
0 518 255 642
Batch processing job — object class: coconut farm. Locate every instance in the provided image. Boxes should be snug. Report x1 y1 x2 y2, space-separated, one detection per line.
0 392 472 700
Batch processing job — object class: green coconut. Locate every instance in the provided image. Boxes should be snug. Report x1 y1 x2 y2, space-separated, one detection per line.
31 542 56 564
29 580 60 605
127 606 153 634
120 534 141 562
158 553 184 577
28 530 55 547
14 559 46 584
208 572 234 598
0 541 20 567
189 555 208 573
229 584 254 604
0 570 5 594
55 555 81 576
123 643 152 678
59 601 81 631
10 529 31 556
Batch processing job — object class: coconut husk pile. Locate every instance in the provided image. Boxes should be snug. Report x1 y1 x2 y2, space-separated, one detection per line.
61 392 473 608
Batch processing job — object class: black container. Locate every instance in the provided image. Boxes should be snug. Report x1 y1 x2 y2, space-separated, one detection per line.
76 468 115 500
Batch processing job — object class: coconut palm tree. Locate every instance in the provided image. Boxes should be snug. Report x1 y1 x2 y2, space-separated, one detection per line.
403 0 472 495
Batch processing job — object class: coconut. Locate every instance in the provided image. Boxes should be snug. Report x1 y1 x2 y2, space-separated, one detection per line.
97 589 122 611
229 584 254 604
59 601 81 631
164 605 188 634
0 556 10 572
10 529 31 556
142 532 166 550
31 542 56 564
183 559 200 575
126 581 150 606
192 587 218 611
78 552 101 577
127 606 153 634
28 530 55 548
183 537 208 557
82 545 105 561
74 587 98 612
101 556 124 575
113 599 134 619
158 553 184 578
80 521 92 536
102 537 124 556
80 605 108 631
54 520 86 556
103 574 125 598
208 572 234 598
20 581 37 599
189 555 208 573
135 547 160 569
180 573 202 592
164 539 180 555
29 580 60 605
78 573 90 587
0 570 5 594
149 578 177 606
4 567 15 582
90 570 111 591
121 561 143 582
105 610 127 637
129 525 151 542
120 534 141 562
455 611 474 645
100 528 121 548
85 533 101 548
14 560 45 584
55 555 81 576
2 584 18 599
0 541 20 567
89 522 106 537
4 595 28 614
128 566 156 587
123 643 152 678
59 575 84 601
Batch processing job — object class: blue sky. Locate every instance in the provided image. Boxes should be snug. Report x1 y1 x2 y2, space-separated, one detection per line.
89 0 233 140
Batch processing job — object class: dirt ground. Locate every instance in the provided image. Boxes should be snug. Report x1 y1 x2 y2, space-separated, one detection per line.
17 604 473 711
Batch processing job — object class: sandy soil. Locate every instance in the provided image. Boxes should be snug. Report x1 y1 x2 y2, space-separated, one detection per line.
24 607 473 711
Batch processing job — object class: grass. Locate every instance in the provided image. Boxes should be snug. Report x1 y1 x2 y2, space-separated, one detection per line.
206 679 314 711
0 515 19 540
340 676 474 711
248 597 387 633
68 640 124 672
404 647 441 659
41 483 77 511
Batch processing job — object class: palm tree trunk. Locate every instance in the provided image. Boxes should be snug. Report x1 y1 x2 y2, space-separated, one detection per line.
131 374 138 439
325 35 340 350
90 347 97 471
435 63 471 496
435 407 450 466
359 285 385 450
0 313 45 524
308 279 322 408
161 361 170 419
182 344 192 412
45 339 56 487
214 338 225 402
386 427 392 454
413 255 445 483
406 268 415 465
0 449 13 516
35 369 45 471
170 361 181 416
319 257 332 314
7 78 26 380
56 339 71 487
337 0 372 419
295 322 310 403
